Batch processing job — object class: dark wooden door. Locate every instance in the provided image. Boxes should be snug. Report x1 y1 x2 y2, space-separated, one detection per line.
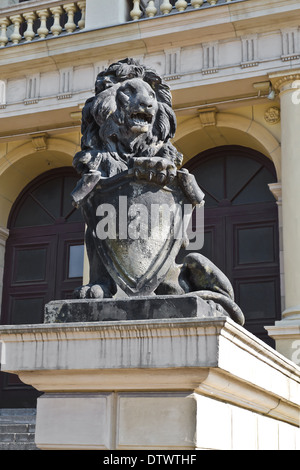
177 146 281 346
0 168 85 408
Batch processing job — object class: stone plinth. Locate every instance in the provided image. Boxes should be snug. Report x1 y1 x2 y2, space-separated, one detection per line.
0 316 300 450
44 294 217 323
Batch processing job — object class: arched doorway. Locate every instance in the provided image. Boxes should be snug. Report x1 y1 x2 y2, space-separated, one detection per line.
0 167 85 408
178 145 281 346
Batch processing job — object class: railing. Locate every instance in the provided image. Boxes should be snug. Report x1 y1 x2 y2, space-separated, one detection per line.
130 0 234 20
0 0 242 48
0 0 86 47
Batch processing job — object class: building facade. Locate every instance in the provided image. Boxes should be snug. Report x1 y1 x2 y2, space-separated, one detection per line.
0 0 299 422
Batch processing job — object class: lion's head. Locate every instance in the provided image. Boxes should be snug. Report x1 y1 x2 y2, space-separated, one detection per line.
74 58 182 175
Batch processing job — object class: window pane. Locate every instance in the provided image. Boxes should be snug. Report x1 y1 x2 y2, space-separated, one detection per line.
237 226 275 265
14 248 47 282
232 168 276 205
68 244 84 278
239 281 276 320
226 155 261 201
32 178 62 219
192 156 225 202
14 196 54 227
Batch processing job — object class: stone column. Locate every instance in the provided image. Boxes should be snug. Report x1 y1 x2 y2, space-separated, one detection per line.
271 73 300 318
266 72 300 363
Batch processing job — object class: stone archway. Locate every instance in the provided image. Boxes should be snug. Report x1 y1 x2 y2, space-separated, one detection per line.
174 112 281 180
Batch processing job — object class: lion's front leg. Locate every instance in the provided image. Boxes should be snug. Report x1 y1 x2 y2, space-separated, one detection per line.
73 227 117 299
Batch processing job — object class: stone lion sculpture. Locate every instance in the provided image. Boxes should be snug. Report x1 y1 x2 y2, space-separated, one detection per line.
72 58 182 188
71 58 244 326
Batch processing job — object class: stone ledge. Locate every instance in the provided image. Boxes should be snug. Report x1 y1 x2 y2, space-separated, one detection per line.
1 316 300 428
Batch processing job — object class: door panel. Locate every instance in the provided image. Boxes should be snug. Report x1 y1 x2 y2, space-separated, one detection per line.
226 208 280 345
182 146 281 347
0 169 84 408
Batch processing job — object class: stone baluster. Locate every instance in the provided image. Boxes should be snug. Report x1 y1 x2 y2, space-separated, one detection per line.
146 1 157 17
77 1 86 30
175 0 188 11
36 9 50 39
160 0 173 15
0 18 10 48
130 0 142 21
64 3 77 33
9 14 22 45
207 0 218 5
23 12 36 42
191 0 204 7
50 6 63 36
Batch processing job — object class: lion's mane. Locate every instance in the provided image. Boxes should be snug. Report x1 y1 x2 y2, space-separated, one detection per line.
73 58 182 177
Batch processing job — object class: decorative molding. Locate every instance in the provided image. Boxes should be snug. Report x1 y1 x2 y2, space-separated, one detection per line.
0 226 9 249
164 49 181 81
241 35 259 68
198 107 217 127
0 80 6 108
281 28 300 62
202 42 219 74
24 73 40 105
270 72 300 92
268 182 282 204
57 67 73 100
264 106 280 125
31 132 48 151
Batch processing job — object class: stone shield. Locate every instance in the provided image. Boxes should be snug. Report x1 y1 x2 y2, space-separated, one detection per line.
82 170 203 296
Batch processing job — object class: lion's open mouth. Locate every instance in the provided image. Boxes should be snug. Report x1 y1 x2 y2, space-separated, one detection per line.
131 112 153 126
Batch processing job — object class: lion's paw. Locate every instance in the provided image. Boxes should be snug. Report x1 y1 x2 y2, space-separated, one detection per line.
132 157 176 186
73 283 106 299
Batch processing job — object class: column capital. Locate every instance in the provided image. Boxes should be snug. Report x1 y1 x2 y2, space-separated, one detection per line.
269 70 300 93
268 182 282 204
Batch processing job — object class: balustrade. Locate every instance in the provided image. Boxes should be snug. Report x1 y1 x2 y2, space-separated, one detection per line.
0 0 86 47
130 0 234 20
0 0 245 48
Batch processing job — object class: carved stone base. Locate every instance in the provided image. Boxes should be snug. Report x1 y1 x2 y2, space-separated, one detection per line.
0 316 300 450
44 294 222 323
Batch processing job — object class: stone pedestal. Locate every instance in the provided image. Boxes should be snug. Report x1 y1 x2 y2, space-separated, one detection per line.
1 304 300 450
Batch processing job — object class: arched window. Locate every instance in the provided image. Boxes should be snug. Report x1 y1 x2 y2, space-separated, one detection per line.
0 168 84 407
178 146 281 346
